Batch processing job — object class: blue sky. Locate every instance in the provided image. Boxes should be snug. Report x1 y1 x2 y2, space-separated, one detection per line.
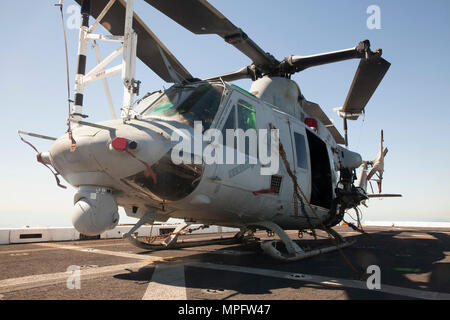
0 0 449 228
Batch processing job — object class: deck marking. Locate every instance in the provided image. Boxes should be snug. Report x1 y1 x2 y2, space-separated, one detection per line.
0 247 59 255
142 264 187 300
187 262 450 300
33 242 161 261
410 234 437 239
393 233 437 240
0 261 150 294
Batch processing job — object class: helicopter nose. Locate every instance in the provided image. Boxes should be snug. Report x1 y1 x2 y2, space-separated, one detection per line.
49 120 172 187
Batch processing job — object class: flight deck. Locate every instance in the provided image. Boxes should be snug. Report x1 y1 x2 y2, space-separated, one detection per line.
0 226 449 300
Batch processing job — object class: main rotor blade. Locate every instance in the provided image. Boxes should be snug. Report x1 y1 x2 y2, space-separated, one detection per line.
288 47 364 72
204 66 254 82
143 0 278 71
75 0 193 83
339 57 391 119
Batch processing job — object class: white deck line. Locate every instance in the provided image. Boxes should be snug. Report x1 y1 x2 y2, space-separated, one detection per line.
33 242 162 261
0 262 150 294
142 264 187 300
187 262 450 300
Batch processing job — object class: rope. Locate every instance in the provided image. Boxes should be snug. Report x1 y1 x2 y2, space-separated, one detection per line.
274 126 361 278
19 133 67 189
123 149 158 184
278 137 317 239
55 1 76 152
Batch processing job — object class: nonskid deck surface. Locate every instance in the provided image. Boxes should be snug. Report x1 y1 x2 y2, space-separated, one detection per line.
0 226 449 300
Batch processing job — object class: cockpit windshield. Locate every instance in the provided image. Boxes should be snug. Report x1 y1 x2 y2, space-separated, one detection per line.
140 83 225 131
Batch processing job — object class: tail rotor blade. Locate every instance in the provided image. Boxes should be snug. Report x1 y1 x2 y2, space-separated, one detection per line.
366 130 388 192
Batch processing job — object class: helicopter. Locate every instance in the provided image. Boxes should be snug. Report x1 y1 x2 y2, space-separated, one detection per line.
19 0 401 261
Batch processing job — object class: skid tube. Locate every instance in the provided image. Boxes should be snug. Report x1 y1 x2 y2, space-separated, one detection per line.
251 221 355 262
126 226 253 251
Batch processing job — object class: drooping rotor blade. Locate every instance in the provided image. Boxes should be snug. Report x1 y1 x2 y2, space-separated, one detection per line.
75 0 193 83
143 0 278 72
204 66 256 82
283 40 371 74
337 56 391 120
285 42 390 117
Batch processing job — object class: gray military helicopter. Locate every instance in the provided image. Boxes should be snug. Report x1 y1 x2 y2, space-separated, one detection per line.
20 0 400 261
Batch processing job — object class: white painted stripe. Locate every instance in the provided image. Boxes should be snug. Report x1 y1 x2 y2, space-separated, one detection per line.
410 234 436 239
33 242 162 261
0 262 150 294
187 262 450 300
142 264 187 300
0 247 58 255
0 241 130 255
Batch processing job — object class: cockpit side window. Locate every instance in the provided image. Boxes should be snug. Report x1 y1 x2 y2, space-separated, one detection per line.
142 83 224 131
221 99 258 156
221 105 236 133
237 99 257 130
220 99 257 134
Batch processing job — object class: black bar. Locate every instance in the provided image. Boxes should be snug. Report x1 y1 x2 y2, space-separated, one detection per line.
74 93 84 106
343 117 348 147
81 0 91 27
19 234 42 239
77 55 86 75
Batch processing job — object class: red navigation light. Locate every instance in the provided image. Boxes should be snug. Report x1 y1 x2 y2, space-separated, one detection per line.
111 137 128 151
305 118 318 131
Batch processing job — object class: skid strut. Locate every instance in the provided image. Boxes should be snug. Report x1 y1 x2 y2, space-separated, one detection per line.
250 221 354 262
123 218 352 261
125 220 251 251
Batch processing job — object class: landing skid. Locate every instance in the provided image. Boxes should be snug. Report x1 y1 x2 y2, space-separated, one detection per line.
123 218 251 251
251 221 355 262
128 232 250 251
123 218 354 261
261 239 354 262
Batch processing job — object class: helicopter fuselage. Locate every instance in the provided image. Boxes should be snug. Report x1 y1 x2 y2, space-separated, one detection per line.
48 77 362 236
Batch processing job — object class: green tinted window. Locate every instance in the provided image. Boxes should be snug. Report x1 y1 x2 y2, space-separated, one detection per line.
143 83 224 131
237 100 257 130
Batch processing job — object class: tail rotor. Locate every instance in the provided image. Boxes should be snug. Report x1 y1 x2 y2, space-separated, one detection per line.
356 130 401 199
366 129 388 193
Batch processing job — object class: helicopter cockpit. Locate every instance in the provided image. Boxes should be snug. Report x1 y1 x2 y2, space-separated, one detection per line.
123 82 226 202
137 82 225 131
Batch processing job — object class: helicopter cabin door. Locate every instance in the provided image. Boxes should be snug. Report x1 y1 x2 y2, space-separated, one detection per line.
305 128 333 210
210 90 265 190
